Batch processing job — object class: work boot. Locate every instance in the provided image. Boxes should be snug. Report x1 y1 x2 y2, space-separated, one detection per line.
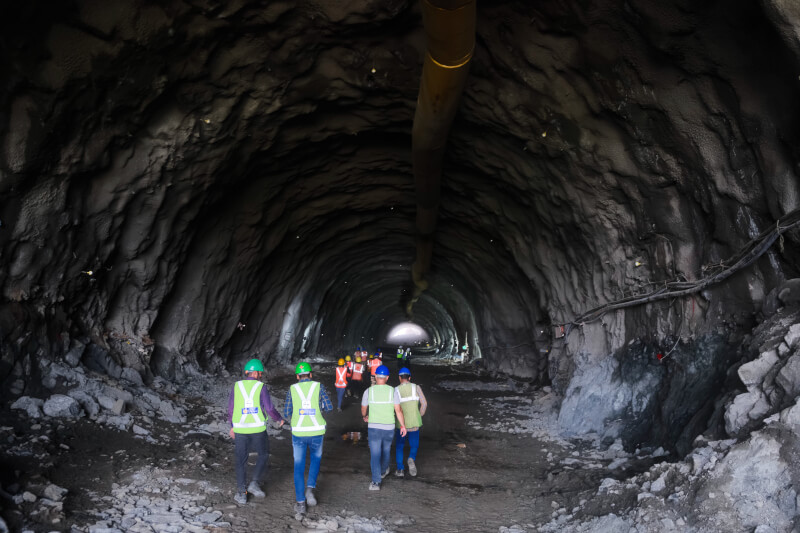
294 501 307 515
234 492 247 505
381 466 390 479
247 481 265 498
305 487 317 506
394 469 404 478
407 458 417 477
369 482 380 491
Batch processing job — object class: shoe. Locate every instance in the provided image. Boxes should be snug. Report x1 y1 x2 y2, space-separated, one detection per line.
337 407 342 412
305 487 317 506
407 458 417 477
294 501 307 515
394 469 404 477
369 482 380 491
234 492 247 505
247 481 265 498
381 466 390 479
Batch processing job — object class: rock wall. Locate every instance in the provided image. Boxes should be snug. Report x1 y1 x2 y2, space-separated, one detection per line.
1 1 799 447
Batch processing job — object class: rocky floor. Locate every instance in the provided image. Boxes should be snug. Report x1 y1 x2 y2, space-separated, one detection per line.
2 357 798 532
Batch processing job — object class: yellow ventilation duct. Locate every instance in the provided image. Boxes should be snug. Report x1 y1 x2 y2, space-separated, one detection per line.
407 0 476 315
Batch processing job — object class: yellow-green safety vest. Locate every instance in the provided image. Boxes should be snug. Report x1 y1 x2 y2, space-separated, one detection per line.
232 380 266 434
395 382 422 429
368 384 395 425
290 381 326 437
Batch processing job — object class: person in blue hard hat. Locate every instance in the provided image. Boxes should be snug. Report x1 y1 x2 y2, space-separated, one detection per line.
393 367 427 478
228 358 284 505
361 365 406 491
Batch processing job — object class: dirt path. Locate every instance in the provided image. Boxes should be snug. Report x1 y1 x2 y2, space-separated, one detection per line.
1 362 658 532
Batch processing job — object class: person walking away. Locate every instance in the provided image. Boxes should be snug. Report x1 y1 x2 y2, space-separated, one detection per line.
368 354 380 385
361 365 406 490
334 358 349 411
396 345 404 370
393 367 427 478
228 358 284 505
345 356 354 397
284 362 333 516
403 346 411 372
351 356 365 396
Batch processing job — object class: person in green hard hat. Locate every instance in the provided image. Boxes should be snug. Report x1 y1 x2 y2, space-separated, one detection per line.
227 358 284 505
283 361 333 516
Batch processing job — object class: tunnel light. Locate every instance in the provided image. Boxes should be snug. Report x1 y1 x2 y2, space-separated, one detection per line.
634 261 643 267
490 239 493 243
203 118 211 124
296 235 300 239
541 131 547 137
371 67 376 74
82 270 94 276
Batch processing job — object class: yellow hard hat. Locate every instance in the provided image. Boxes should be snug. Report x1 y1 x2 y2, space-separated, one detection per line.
355 356 362 362
368 354 374 359
345 355 351 361
338 358 345 366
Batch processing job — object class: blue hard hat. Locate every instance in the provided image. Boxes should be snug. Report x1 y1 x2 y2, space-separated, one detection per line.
375 365 390 377
399 367 411 376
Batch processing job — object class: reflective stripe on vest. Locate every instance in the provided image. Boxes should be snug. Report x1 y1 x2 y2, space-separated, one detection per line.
232 380 266 432
396 383 422 429
335 367 348 388
368 385 395 425
369 359 380 375
290 381 326 435
352 363 364 378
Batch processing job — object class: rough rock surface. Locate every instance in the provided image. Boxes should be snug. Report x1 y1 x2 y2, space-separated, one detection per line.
1 0 800 470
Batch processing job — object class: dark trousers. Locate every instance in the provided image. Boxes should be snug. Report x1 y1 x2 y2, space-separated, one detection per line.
234 431 269 492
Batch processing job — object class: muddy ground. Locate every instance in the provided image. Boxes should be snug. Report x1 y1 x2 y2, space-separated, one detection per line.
1 360 663 532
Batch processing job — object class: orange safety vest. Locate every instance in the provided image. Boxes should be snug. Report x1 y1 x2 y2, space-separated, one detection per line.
352 363 364 380
369 359 381 375
346 361 354 372
335 367 348 388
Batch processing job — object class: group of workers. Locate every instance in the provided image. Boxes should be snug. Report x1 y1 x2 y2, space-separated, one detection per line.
228 354 426 516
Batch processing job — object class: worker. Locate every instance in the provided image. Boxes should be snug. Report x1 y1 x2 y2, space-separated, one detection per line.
393 367 427 478
228 358 284 505
345 356 354 397
284 362 333 516
396 345 404 369
361 347 369 361
368 354 381 385
376 350 383 361
362 365 406 490
334 358 349 411
403 346 411 372
351 356 365 395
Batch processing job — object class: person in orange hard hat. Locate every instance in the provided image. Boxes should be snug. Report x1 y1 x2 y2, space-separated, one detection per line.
334 358 349 411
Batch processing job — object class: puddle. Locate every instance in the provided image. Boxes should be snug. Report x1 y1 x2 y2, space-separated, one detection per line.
341 431 365 444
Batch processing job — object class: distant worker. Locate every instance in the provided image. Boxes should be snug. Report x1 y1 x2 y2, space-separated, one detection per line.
361 348 369 361
368 353 381 385
284 362 332 516
345 356 354 396
376 350 383 360
362 365 406 490
351 356 366 395
334 358 349 411
228 359 284 505
393 367 427 478
396 345 404 368
403 346 411 371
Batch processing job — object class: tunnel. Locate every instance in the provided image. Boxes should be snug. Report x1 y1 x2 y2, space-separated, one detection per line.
2 0 800 531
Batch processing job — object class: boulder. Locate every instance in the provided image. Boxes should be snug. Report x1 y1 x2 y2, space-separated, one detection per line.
777 279 800 307
64 341 86 367
120 367 144 386
67 390 100 418
11 396 44 418
738 350 779 389
43 483 68 502
159 399 186 424
43 394 82 418
725 391 768 435
776 355 800 398
785 323 800 349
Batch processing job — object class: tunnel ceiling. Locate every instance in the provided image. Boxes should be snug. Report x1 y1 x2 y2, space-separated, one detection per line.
1 0 800 383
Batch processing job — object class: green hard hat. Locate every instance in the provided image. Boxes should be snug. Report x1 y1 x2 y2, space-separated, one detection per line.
244 358 264 372
295 361 312 375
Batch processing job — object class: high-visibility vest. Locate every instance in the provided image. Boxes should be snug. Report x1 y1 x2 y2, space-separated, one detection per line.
367 385 395 425
397 349 403 359
361 351 368 359
335 367 348 388
290 381 326 437
232 380 266 434
346 361 354 372
369 359 381 375
396 383 422 429
352 363 364 380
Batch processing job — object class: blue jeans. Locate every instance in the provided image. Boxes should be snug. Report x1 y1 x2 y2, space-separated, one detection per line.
368 428 394 484
336 388 345 409
395 428 420 470
292 434 324 502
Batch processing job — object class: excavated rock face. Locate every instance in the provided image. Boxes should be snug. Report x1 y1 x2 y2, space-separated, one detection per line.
1 1 799 448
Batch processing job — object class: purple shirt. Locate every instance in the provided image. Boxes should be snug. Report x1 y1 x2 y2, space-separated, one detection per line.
228 377 283 427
